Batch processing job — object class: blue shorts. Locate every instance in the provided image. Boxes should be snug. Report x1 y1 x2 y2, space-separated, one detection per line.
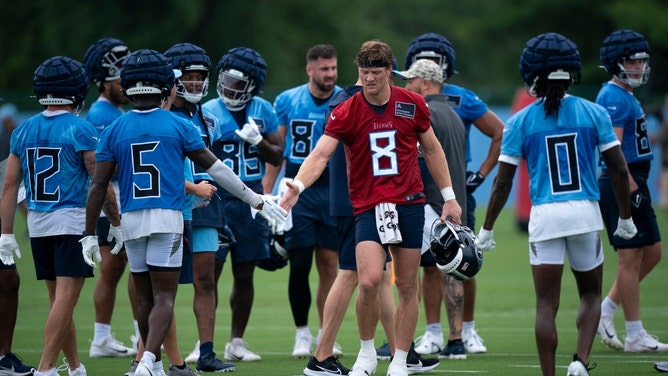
337 216 357 270
599 164 662 249
338 215 391 270
285 185 339 250
355 203 425 249
30 235 94 280
180 221 194 284
192 227 219 253
218 198 270 263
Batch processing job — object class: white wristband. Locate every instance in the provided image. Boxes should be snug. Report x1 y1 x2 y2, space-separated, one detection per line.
293 179 305 194
440 186 456 201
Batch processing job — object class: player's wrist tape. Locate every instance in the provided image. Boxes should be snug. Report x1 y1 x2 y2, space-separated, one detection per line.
293 179 305 194
440 186 456 201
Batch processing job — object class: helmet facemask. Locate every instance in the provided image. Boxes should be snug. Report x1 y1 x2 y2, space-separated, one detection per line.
102 45 130 82
615 52 650 88
217 68 255 110
429 219 482 281
412 50 448 80
176 67 209 104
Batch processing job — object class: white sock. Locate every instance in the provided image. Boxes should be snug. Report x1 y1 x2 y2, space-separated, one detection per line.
360 339 375 357
316 328 323 342
296 327 311 337
93 322 111 343
152 359 164 374
626 320 643 340
391 349 408 367
601 297 618 317
462 321 475 332
426 323 442 335
142 351 157 364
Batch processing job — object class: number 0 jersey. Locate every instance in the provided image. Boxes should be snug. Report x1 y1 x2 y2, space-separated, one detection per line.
324 86 430 215
501 95 619 206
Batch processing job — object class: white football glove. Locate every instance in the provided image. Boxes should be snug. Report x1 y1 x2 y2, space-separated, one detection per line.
234 117 263 146
475 228 496 252
0 234 21 265
613 217 638 240
107 224 124 255
257 195 287 226
80 235 101 268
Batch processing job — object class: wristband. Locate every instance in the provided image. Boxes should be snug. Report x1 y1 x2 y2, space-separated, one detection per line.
293 179 305 194
440 186 456 201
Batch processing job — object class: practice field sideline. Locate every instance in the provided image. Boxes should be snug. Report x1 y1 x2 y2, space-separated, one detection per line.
9 208 668 375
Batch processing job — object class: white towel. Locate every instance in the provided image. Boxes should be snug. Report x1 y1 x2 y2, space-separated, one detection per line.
375 203 402 244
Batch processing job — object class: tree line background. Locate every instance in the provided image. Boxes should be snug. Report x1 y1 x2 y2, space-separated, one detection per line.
1 0 666 112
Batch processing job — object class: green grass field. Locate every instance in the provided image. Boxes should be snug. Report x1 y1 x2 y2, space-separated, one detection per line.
8 208 668 375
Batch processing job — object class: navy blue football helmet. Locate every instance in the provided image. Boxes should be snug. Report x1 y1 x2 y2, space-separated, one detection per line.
164 43 211 103
215 47 267 110
33 56 89 114
256 233 288 271
405 32 456 80
600 29 650 88
429 219 482 281
519 32 581 88
120 49 175 100
83 37 130 86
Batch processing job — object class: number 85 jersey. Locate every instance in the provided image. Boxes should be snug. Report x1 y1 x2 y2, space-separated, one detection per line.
203 96 278 182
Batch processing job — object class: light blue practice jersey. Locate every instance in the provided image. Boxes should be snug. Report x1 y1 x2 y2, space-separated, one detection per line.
502 95 618 205
97 108 205 213
596 82 653 165
86 98 124 134
274 83 341 164
10 111 98 211
202 96 278 181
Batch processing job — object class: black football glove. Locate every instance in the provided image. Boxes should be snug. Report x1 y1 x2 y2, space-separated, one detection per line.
466 171 485 193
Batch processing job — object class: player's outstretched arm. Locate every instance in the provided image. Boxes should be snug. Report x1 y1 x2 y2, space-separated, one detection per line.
188 148 286 224
279 134 338 212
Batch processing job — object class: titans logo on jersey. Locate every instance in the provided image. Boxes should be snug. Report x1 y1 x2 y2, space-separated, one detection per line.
203 96 279 181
